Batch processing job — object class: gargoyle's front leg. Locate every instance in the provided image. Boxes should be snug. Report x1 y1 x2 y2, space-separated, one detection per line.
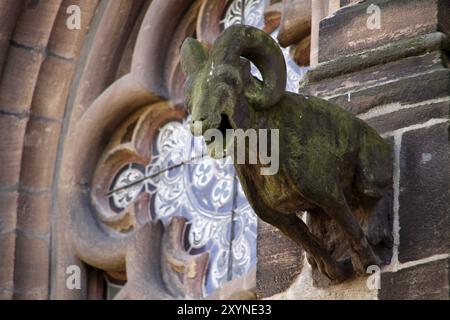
244 196 348 280
261 212 352 282
322 189 382 274
368 200 394 250
235 167 351 282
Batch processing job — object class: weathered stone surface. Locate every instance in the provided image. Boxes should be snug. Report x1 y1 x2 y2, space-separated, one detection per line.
263 2 282 34
438 0 450 36
307 32 447 85
306 158 393 288
21 119 61 190
256 219 303 298
319 0 449 62
182 25 392 284
0 232 16 292
310 0 340 66
0 288 13 300
398 123 449 263
293 35 310 66
328 69 450 116
302 34 450 122
12 0 61 49
303 47 445 100
14 289 49 300
0 46 44 113
0 191 18 233
13 233 50 296
282 0 449 300
369 183 394 264
269 262 378 300
340 0 360 7
277 0 311 47
0 114 27 189
17 192 51 235
0 1 23 76
48 0 100 59
209 267 256 300
32 56 75 120
380 258 450 300
365 101 449 134
113 221 173 300
68 0 144 121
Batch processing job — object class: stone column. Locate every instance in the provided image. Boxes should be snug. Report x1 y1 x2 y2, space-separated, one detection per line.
310 0 340 67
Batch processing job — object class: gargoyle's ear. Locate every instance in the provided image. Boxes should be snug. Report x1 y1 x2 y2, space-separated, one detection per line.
180 37 209 76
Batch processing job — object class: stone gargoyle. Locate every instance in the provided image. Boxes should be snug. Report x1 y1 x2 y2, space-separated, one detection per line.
180 25 393 282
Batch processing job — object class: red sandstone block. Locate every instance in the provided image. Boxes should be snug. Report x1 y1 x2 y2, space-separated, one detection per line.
0 191 18 233
12 0 62 49
0 232 16 291
0 47 44 113
21 119 61 190
13 233 50 295
17 192 51 235
32 56 75 120
0 1 23 74
49 0 100 59
0 114 27 189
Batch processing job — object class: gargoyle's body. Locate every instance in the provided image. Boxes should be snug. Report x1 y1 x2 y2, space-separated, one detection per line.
232 92 390 214
181 25 393 282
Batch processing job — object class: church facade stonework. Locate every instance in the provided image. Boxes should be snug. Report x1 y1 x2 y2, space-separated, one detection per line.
0 0 448 300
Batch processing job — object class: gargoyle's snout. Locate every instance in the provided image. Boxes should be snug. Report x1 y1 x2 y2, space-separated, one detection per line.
189 119 204 137
189 112 222 137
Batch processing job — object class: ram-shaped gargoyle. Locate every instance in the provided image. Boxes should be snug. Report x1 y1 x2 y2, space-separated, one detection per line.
180 25 392 282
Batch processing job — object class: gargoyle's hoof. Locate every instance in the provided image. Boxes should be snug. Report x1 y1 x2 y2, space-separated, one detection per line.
351 240 383 275
368 223 394 248
314 257 353 283
350 251 367 275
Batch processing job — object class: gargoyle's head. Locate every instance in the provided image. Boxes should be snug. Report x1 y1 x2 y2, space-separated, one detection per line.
180 25 286 158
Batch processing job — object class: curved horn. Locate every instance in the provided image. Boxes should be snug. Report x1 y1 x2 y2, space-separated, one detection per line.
211 25 286 110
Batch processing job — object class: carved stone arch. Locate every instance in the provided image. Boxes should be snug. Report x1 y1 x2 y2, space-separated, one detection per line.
0 0 152 300
0 0 310 300
53 0 310 300
1 0 448 302
131 0 199 99
53 0 268 300
54 0 203 299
